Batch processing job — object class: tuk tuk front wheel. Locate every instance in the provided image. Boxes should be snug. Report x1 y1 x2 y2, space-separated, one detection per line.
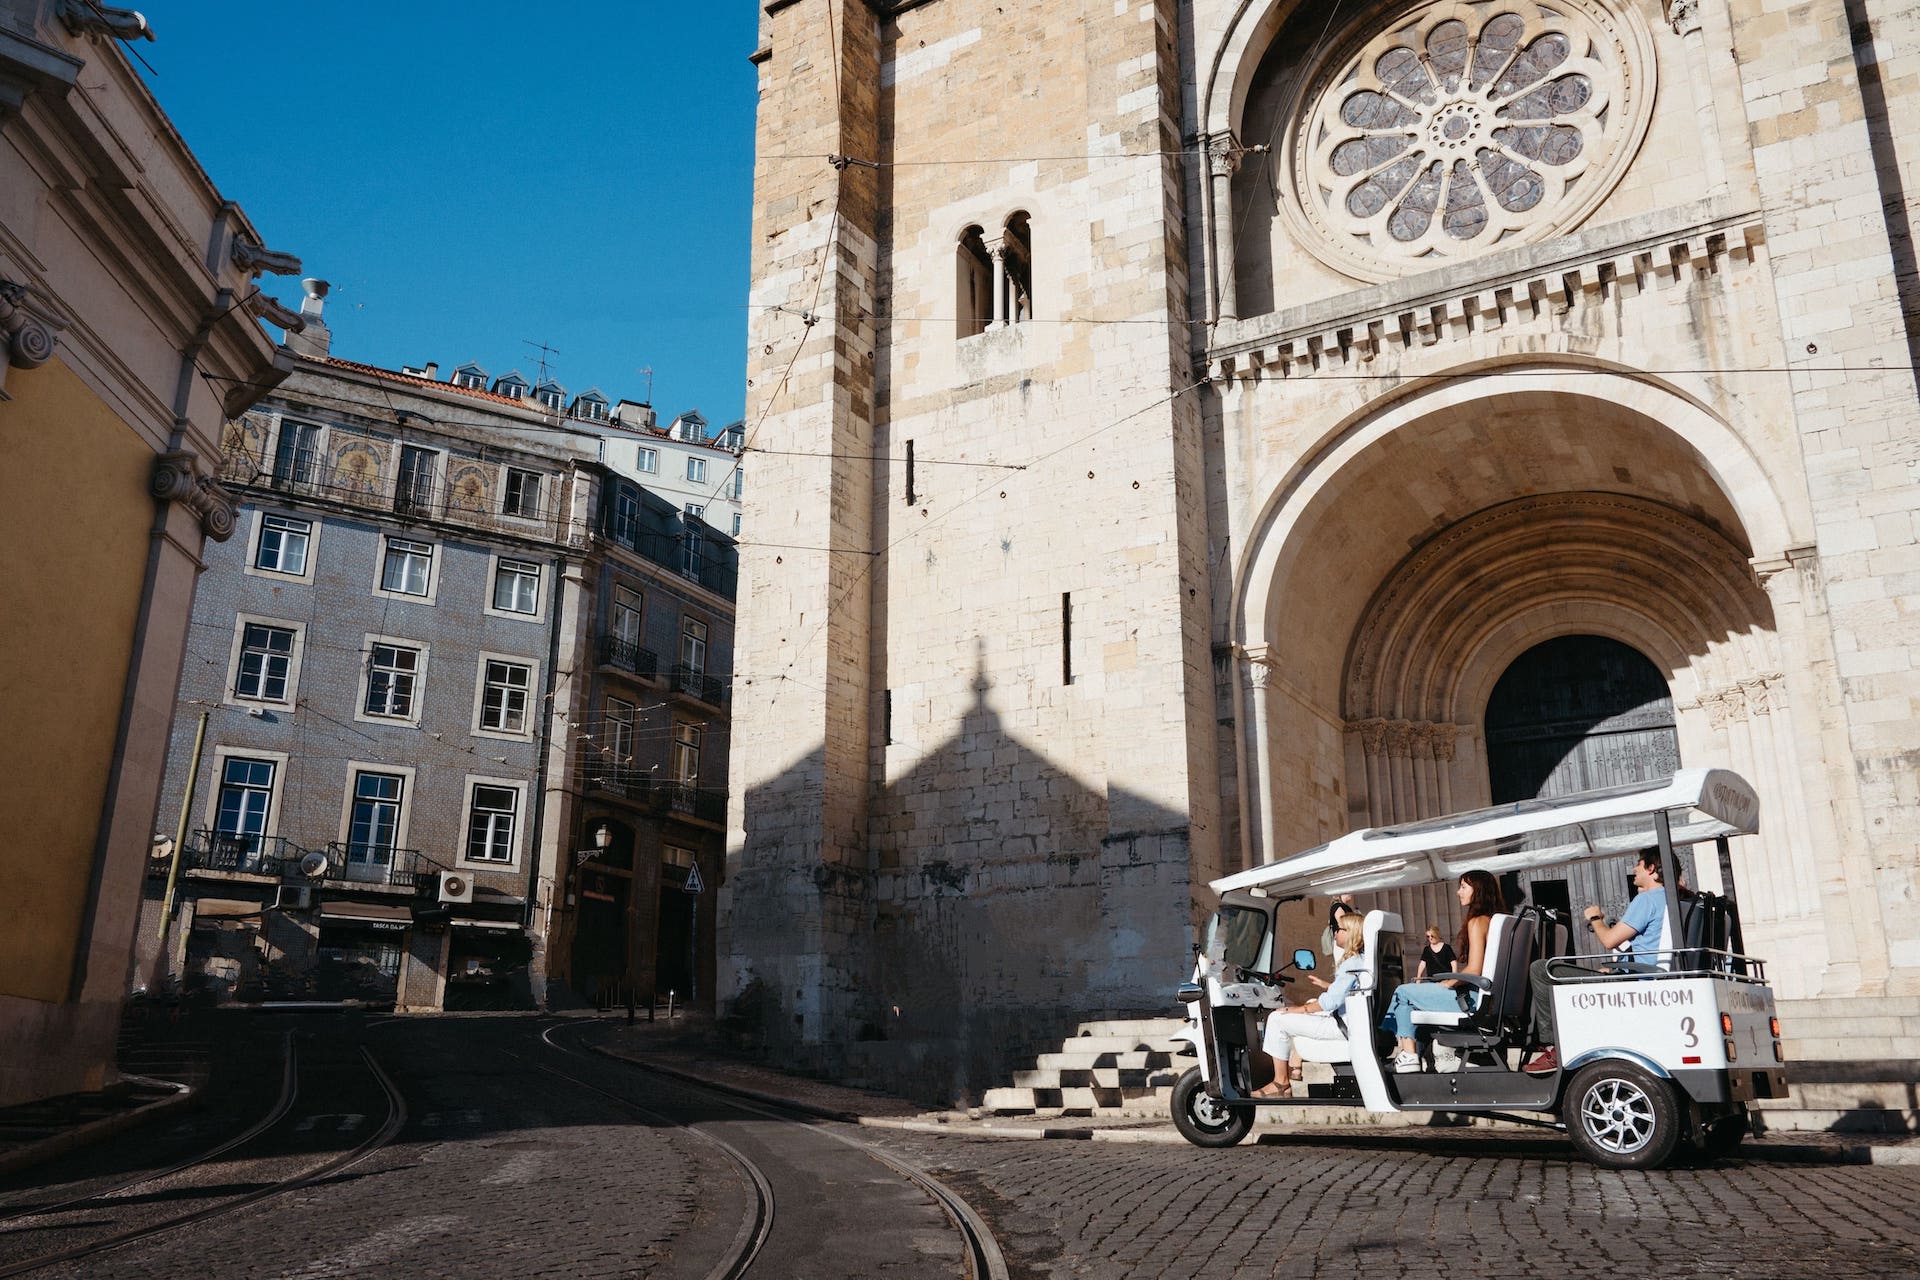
1170 1065 1254 1148
1563 1059 1682 1170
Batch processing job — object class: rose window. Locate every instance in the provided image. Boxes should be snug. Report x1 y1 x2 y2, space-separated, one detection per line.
1283 0 1649 280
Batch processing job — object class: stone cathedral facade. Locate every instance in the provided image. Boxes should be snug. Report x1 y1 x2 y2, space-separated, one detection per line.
727 0 1920 1101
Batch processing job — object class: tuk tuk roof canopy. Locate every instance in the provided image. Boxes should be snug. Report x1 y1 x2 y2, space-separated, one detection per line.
1209 768 1758 898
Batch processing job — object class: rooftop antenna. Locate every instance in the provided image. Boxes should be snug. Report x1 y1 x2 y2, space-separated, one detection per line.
636 365 653 405
522 338 561 386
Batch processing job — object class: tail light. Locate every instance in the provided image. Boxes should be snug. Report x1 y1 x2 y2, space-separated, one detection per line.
1774 1042 1785 1062
1769 1016 1781 1038
1719 1013 1734 1035
1724 1037 1738 1062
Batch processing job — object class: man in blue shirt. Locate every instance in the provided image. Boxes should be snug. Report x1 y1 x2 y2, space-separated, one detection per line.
1523 848 1669 1074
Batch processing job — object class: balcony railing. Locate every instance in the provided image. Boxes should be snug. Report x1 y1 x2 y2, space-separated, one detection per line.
173 830 312 878
581 753 650 800
596 635 660 681
169 830 427 890
662 782 727 825
669 663 725 707
322 842 426 889
218 429 567 544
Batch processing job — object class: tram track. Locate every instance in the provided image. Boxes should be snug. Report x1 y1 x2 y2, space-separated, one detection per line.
0 1041 406 1278
538 1020 1008 1280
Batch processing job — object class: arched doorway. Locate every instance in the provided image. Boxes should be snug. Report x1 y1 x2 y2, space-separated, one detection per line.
1484 634 1686 918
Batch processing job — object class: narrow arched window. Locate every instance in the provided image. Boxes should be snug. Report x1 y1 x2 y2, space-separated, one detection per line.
1003 211 1033 324
957 225 991 338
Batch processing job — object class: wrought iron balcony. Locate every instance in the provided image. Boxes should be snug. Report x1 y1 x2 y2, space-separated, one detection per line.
596 635 660 680
661 782 726 825
172 830 312 878
582 757 651 800
669 663 725 707
321 842 425 889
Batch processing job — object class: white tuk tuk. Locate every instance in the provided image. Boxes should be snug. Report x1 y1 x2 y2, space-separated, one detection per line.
1170 768 1789 1169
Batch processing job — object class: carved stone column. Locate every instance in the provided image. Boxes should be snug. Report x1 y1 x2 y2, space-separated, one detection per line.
1354 718 1388 826
1242 647 1279 866
986 239 1008 329
1207 135 1242 323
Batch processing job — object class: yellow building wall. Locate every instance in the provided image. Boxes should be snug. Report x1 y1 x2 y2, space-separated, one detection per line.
0 360 154 1003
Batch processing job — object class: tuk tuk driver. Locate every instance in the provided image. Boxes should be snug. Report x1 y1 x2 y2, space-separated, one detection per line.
1523 847 1669 1074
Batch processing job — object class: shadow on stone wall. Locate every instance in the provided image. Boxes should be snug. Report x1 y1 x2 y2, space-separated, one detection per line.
722 665 1196 1108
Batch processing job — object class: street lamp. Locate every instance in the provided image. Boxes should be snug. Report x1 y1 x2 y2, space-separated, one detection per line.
594 822 611 851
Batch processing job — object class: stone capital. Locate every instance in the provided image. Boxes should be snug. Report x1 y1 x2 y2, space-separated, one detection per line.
1665 0 1701 34
152 451 239 542
1207 133 1243 180
1354 717 1387 756
0 278 62 374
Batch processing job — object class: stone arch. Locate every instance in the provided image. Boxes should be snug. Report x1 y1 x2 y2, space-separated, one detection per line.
1233 364 1800 645
1228 368 1826 993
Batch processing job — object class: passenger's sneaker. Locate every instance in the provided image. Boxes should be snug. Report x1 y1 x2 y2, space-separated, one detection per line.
1433 1047 1463 1073
1522 1048 1559 1074
1394 1051 1422 1073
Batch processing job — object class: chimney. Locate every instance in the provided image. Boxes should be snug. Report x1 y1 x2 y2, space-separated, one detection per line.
285 278 331 358
423 362 439 380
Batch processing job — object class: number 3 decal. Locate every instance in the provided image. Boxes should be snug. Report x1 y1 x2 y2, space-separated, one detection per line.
1680 1015 1698 1048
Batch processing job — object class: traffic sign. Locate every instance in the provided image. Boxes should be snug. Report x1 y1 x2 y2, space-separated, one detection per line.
684 863 704 895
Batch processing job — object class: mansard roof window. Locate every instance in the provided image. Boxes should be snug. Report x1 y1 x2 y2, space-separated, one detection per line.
571 389 610 421
494 372 529 399
452 362 489 390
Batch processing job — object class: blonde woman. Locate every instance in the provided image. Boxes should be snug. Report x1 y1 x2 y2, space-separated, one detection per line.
1253 914 1367 1098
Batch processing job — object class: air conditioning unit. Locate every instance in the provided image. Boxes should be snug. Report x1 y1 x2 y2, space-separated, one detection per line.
274 885 312 911
437 871 474 905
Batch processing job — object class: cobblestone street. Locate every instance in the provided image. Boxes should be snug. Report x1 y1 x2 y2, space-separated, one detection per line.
869 1128 1920 1280
3 1014 1916 1278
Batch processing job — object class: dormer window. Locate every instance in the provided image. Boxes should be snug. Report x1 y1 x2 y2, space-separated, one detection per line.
452 363 489 391
494 373 529 400
672 413 707 444
535 380 566 412
571 390 610 422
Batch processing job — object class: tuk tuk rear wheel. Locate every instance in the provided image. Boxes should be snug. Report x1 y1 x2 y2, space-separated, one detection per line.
1170 1065 1253 1148
1563 1060 1682 1170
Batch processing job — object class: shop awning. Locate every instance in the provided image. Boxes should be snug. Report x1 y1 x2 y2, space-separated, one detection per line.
318 900 412 930
195 897 264 919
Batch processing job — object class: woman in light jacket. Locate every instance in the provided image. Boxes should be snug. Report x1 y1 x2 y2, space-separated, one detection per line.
1253 913 1367 1098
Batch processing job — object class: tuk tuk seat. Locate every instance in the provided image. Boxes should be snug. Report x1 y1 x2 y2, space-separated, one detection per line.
1409 911 1536 1056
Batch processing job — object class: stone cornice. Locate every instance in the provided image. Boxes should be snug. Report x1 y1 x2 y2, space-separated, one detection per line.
1206 202 1766 382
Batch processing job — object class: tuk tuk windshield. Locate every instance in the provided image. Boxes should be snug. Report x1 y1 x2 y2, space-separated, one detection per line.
1206 904 1270 972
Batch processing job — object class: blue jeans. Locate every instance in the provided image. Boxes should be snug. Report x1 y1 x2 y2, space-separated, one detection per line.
1381 982 1468 1039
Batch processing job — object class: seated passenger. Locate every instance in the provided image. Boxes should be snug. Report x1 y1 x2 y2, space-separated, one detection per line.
1253 915 1367 1098
1416 925 1456 981
1523 847 1670 1075
1379 869 1507 1073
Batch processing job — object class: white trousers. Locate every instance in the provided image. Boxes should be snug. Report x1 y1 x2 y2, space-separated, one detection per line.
1261 1010 1342 1059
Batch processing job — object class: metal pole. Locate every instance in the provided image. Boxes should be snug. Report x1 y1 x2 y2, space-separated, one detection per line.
1652 810 1684 965
153 711 209 984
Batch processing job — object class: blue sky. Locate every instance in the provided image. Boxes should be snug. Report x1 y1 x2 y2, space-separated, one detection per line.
137 4 759 426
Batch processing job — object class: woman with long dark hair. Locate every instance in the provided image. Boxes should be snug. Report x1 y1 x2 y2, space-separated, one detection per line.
1379 869 1506 1073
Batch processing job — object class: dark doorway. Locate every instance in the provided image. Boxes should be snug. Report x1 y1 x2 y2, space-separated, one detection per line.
572 871 629 1004
655 874 696 1002
1484 635 1688 914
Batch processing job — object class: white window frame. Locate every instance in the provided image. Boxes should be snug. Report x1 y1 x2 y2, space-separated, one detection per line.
671 721 701 784
353 633 430 728
610 584 643 648
680 615 708 675
636 447 658 474
373 534 440 604
503 467 543 519
484 552 546 622
686 456 707 484
471 652 540 742
605 696 637 762
223 613 305 711
457 775 527 870
336 760 417 859
243 509 320 583
202 745 291 838
731 512 742 537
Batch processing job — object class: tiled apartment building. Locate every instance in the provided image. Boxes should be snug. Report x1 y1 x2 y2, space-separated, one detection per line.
144 284 739 1010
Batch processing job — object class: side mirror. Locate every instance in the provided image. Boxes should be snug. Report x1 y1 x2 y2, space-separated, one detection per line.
1293 948 1317 972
